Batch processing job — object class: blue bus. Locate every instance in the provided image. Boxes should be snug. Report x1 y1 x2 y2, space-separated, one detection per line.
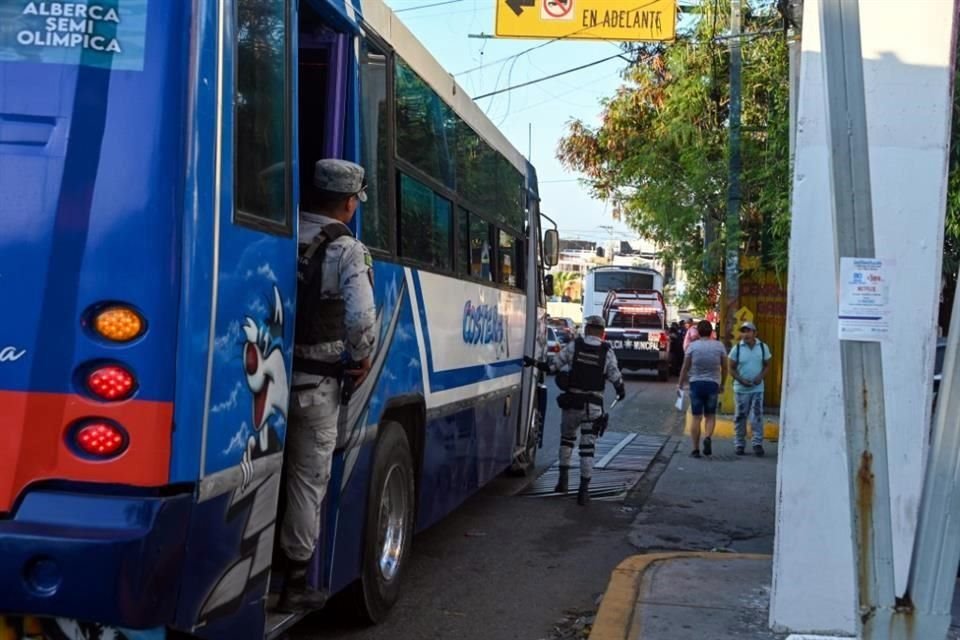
0 0 559 637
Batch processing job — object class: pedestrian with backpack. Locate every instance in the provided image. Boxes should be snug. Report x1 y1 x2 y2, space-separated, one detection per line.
728 321 772 456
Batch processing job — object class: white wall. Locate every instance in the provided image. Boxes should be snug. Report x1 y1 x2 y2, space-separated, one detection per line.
770 1 955 634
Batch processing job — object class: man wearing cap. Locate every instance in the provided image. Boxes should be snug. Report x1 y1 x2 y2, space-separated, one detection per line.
279 159 377 612
526 315 625 505
728 321 772 456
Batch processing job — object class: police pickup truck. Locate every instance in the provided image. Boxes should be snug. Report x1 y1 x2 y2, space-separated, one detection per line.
601 289 671 381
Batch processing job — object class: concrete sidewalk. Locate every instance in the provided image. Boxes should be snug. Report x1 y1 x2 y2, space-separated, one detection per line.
590 426 783 640
590 552 782 640
590 431 960 640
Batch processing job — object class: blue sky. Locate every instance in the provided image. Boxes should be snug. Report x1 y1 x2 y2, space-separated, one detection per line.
382 0 639 245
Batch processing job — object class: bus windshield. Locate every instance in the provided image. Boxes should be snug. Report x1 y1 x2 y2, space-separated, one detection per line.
594 271 655 292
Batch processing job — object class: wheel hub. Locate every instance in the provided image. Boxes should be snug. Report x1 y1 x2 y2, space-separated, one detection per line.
377 463 408 582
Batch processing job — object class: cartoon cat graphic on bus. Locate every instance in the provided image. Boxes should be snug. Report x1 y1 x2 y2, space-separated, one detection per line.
240 285 289 479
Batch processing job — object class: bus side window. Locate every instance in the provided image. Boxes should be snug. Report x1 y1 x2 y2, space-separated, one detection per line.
468 214 494 282
359 38 392 252
398 173 452 271
234 0 291 233
497 230 516 288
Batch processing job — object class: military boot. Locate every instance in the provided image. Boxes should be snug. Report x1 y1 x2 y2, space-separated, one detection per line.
554 466 570 494
577 477 591 506
277 560 327 613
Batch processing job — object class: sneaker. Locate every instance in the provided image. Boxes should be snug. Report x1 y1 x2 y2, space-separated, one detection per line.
702 437 712 456
690 449 701 458
735 446 745 456
753 444 765 457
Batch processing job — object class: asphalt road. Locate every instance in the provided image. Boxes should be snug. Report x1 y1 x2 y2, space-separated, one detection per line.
295 372 681 640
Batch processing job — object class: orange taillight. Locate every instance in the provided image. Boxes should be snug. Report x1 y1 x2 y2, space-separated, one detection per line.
93 306 144 342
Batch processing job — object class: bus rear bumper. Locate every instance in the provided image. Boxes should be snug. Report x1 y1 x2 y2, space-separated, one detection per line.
0 489 192 629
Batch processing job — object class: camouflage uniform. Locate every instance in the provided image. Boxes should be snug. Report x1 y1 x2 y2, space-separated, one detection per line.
552 335 623 484
280 170 376 567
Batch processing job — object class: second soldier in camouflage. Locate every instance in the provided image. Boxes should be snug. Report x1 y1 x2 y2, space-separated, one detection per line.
278 159 377 612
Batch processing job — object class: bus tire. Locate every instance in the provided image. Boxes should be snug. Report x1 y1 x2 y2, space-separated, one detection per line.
356 421 415 624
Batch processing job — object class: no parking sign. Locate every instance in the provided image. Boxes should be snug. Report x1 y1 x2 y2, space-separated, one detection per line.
541 0 574 20
496 0 676 41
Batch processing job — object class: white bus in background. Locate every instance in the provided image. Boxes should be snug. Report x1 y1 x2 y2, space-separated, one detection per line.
582 266 664 319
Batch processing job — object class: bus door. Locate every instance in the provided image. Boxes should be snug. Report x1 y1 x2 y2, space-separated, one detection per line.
170 2 299 638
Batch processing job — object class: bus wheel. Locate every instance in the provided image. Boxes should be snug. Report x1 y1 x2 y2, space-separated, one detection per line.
356 421 415 624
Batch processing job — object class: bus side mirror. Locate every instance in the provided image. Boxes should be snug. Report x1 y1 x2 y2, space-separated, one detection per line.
543 229 559 267
544 274 555 298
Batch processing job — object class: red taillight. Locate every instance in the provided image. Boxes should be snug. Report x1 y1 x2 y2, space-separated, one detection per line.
658 332 669 349
74 422 127 458
86 365 136 401
551 343 561 353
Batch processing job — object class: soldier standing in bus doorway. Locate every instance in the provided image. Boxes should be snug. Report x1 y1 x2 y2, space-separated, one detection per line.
526 315 625 505
278 159 377 613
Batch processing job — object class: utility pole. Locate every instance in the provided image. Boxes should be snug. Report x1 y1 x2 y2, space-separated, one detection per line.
724 0 742 347
819 1 896 637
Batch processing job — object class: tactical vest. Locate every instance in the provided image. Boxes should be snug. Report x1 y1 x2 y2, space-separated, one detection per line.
567 338 609 392
295 223 351 349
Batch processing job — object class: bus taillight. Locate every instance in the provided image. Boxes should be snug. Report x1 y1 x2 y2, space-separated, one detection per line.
86 364 136 401
71 421 129 458
93 305 144 342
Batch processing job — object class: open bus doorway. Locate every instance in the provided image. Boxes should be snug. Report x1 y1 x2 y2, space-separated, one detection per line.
298 11 349 188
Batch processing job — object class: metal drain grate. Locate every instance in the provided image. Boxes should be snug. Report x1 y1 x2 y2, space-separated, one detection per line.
523 432 667 500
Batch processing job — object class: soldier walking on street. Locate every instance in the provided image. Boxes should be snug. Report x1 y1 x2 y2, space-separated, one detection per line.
527 315 625 505
278 159 377 613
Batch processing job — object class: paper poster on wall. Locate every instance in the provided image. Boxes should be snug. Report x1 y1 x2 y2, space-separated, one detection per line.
838 257 893 342
0 0 148 71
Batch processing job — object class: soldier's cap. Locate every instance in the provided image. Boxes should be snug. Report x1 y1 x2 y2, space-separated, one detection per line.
584 315 606 329
313 159 367 202
739 321 757 332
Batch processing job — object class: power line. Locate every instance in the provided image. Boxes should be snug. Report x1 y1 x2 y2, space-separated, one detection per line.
474 50 651 100
455 38 560 77
394 0 465 13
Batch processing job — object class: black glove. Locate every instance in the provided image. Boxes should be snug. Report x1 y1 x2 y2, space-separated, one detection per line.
523 356 550 373
615 382 626 401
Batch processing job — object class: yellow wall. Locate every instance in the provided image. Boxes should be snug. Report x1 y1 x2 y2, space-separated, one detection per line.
719 270 787 410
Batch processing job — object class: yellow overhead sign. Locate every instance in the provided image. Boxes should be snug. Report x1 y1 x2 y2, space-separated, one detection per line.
495 0 676 41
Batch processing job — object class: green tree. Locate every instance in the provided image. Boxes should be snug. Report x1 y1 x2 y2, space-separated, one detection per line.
940 40 960 330
557 1 790 311
552 271 582 302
